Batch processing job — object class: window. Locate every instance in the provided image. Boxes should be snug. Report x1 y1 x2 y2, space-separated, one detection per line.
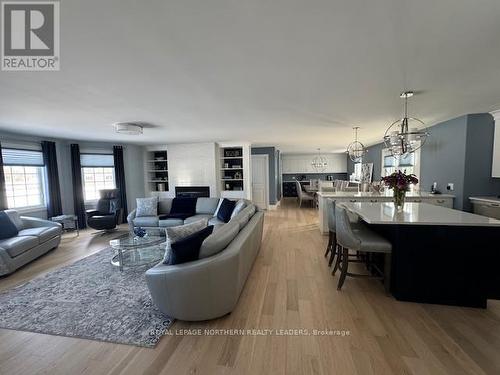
381 148 421 189
80 153 115 201
2 148 46 209
353 162 362 182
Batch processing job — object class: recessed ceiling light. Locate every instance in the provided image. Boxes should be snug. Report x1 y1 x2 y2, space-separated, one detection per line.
113 122 143 135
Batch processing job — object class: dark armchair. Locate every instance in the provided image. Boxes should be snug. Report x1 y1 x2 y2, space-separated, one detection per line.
86 189 122 233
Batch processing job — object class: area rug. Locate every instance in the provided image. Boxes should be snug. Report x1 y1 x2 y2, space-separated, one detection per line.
0 248 173 348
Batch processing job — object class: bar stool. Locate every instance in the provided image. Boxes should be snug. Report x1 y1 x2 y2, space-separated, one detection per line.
325 199 360 268
333 205 392 292
324 199 337 264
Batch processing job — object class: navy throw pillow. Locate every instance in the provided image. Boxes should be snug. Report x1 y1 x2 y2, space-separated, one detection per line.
0 211 19 240
217 198 236 223
169 225 214 265
168 198 197 219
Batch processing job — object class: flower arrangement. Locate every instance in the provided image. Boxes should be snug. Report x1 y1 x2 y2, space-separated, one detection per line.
133 227 147 238
381 171 419 210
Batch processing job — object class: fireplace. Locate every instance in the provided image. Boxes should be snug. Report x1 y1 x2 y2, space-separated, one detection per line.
175 186 210 198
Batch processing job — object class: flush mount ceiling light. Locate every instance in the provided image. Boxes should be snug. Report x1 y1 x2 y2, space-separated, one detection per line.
113 122 143 135
311 148 328 172
383 91 429 158
346 126 366 162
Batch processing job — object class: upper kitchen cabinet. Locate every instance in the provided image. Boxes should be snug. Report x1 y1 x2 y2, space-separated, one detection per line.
492 110 500 177
281 153 347 173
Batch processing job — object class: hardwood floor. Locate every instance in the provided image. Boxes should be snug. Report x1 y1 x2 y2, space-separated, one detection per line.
1 199 500 374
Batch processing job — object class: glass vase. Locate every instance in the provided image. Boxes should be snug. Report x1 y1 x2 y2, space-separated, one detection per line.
393 189 406 212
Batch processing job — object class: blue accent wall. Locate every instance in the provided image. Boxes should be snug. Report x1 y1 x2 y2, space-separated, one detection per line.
420 116 468 209
463 114 500 211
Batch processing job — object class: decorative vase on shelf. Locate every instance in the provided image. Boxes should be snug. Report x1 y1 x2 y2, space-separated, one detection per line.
381 170 419 213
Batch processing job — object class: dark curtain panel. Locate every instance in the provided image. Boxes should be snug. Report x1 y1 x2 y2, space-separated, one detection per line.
70 144 86 229
0 142 7 210
41 141 62 217
113 145 128 223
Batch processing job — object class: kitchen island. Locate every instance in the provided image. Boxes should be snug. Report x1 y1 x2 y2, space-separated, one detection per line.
317 191 455 234
338 202 500 308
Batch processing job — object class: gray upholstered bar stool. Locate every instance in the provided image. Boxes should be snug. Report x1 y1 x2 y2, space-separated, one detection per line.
324 198 337 264
333 205 392 292
324 199 360 267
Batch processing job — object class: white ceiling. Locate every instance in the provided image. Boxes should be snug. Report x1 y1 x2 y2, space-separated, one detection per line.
1 0 500 152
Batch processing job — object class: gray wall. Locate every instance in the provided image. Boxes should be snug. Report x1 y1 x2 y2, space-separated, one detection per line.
346 113 500 211
0 130 145 218
463 113 500 211
419 116 468 210
275 149 282 201
251 147 278 205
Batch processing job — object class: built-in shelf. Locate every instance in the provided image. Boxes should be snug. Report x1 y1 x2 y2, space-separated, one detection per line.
146 150 169 192
220 147 244 191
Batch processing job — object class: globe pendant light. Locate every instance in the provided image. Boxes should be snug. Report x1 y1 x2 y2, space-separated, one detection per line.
311 148 328 172
383 91 429 158
346 126 366 162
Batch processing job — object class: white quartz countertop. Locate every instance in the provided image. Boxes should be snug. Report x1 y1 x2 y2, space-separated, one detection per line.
338 202 500 226
317 191 455 199
469 196 500 205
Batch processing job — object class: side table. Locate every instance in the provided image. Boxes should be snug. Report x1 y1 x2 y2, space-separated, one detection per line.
51 215 79 236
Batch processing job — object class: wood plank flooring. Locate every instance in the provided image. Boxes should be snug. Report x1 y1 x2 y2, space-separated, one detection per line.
1 199 500 374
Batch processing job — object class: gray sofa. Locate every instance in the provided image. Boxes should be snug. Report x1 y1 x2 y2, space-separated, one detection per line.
127 197 232 233
145 203 264 321
0 210 62 276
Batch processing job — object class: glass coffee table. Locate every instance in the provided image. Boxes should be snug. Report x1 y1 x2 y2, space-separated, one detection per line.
109 233 165 271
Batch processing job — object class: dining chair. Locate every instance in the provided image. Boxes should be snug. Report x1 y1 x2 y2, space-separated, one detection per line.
295 180 314 207
333 205 392 292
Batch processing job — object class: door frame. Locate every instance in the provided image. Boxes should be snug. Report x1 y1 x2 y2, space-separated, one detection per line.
251 154 269 210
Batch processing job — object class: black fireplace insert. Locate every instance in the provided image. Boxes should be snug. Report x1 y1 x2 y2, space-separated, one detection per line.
175 186 210 198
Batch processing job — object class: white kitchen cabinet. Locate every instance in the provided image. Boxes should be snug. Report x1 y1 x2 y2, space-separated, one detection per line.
281 153 347 174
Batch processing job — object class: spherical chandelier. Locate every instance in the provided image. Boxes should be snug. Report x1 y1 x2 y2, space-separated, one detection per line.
311 148 328 172
383 91 429 158
346 126 366 162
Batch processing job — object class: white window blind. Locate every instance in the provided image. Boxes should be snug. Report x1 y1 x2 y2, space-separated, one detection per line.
2 148 44 166
80 153 114 167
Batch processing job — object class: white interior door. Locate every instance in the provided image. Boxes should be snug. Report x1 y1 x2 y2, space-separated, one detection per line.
251 154 268 209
